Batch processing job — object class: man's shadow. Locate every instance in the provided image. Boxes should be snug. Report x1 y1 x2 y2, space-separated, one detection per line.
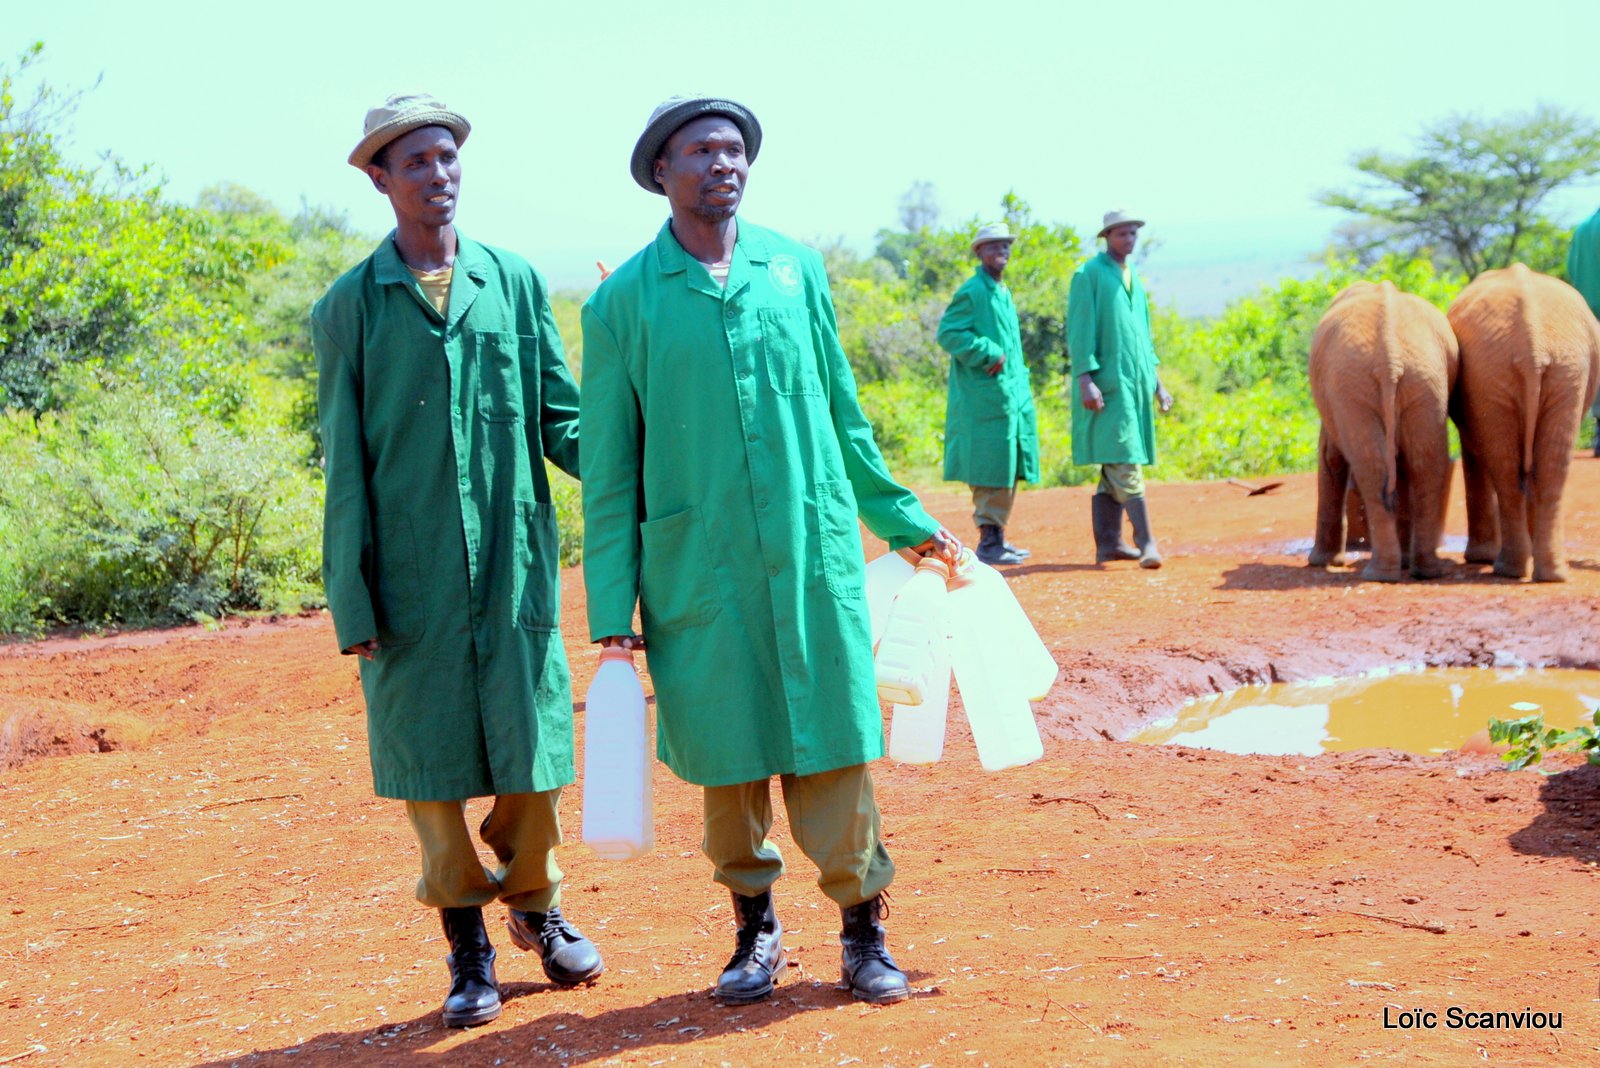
1507 761 1600 864
193 971 939 1066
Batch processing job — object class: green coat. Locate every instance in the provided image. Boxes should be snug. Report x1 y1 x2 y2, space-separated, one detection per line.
1066 252 1160 465
937 267 1042 486
1568 209 1600 319
580 220 939 788
313 233 581 802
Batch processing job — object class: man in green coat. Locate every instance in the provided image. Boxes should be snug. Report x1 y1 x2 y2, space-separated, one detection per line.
1568 205 1600 455
937 222 1042 566
581 96 960 1007
1066 210 1174 569
314 93 601 1030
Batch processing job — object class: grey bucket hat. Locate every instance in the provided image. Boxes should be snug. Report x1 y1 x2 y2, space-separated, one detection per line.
348 91 471 170
971 222 1017 252
1097 209 1145 238
629 95 762 194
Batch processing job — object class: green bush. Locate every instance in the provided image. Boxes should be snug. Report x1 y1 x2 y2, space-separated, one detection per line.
0 381 322 631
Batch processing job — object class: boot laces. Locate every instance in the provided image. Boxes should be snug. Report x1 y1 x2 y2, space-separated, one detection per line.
540 906 579 946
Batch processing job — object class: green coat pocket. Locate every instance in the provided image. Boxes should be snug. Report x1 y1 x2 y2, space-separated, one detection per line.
372 515 425 647
514 500 559 631
639 506 722 631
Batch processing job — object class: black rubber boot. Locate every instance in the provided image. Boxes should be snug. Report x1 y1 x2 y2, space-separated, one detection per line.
839 895 910 1004
1122 495 1164 570
1091 493 1140 563
975 524 1023 566
440 907 501 1028
507 904 604 986
715 890 787 1004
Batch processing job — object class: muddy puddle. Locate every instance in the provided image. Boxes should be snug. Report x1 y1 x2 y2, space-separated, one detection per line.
1133 666 1600 757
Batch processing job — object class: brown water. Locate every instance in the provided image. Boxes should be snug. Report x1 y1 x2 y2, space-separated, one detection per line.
1133 667 1600 757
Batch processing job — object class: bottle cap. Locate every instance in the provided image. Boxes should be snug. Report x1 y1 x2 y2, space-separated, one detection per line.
599 645 636 665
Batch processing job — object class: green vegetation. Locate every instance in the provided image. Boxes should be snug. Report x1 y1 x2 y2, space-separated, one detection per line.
1487 707 1600 772
1 45 1595 636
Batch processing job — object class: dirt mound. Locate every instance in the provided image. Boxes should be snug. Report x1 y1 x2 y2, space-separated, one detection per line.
2 460 1597 1065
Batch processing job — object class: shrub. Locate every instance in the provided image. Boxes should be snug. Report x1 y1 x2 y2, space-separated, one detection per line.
0 382 321 630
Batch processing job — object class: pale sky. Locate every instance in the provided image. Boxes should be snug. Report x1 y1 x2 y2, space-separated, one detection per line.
12 0 1600 313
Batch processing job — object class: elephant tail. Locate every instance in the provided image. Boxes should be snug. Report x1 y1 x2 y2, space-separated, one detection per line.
1518 284 1542 499
1379 284 1401 514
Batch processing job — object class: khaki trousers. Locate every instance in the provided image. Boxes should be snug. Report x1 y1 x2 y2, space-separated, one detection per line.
970 483 1018 528
702 763 894 909
1097 463 1145 503
405 789 563 913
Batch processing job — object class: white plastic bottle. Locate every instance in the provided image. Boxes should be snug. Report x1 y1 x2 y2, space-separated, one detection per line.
864 550 917 646
954 555 1059 701
889 636 951 764
581 645 654 860
873 555 953 706
946 551 1045 770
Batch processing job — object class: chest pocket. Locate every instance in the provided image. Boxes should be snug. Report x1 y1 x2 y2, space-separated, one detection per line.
758 307 823 396
474 331 534 422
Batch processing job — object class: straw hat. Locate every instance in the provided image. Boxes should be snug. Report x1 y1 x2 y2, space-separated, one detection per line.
348 92 471 170
630 95 762 194
1097 209 1145 238
971 222 1017 252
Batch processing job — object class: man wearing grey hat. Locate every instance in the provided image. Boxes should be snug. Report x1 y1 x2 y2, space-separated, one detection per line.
581 95 961 1007
1066 210 1175 568
937 222 1041 565
313 92 601 1029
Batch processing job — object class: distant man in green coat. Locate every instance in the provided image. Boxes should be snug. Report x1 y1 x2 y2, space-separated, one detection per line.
581 96 960 1008
937 222 1041 566
314 93 601 1030
1066 209 1175 569
1568 205 1600 455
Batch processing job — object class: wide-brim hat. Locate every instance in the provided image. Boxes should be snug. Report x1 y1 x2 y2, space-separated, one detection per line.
1097 209 1145 238
971 222 1017 252
348 92 471 170
630 95 762 194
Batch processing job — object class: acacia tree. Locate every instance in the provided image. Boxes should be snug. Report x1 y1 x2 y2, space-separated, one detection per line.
1321 106 1600 278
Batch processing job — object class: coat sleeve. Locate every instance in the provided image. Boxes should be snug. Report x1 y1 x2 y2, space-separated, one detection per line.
1066 268 1100 379
937 286 1003 371
808 256 939 549
312 315 378 652
578 304 644 640
531 283 581 478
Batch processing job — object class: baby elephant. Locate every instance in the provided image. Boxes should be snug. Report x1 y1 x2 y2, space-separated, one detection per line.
1449 264 1600 582
1308 281 1459 581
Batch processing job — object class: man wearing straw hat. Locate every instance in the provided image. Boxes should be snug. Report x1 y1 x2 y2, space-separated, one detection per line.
937 222 1041 565
580 95 961 1007
1066 209 1175 568
314 92 601 1029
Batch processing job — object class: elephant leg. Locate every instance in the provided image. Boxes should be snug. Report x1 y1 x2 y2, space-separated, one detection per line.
1343 484 1370 551
1530 402 1581 582
1459 431 1499 564
1394 460 1414 572
1309 427 1351 568
1402 428 1452 580
1486 447 1531 580
1349 448 1404 583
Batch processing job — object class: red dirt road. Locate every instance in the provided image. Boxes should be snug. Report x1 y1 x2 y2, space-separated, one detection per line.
4 461 1600 1066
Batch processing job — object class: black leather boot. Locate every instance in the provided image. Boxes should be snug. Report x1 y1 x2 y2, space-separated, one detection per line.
506 904 604 986
440 906 501 1028
839 895 909 1004
715 890 787 1004
1000 528 1032 559
975 524 1023 566
1091 493 1140 563
1122 495 1163 569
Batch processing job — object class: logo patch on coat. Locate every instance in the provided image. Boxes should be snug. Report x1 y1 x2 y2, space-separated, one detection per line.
768 255 804 296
